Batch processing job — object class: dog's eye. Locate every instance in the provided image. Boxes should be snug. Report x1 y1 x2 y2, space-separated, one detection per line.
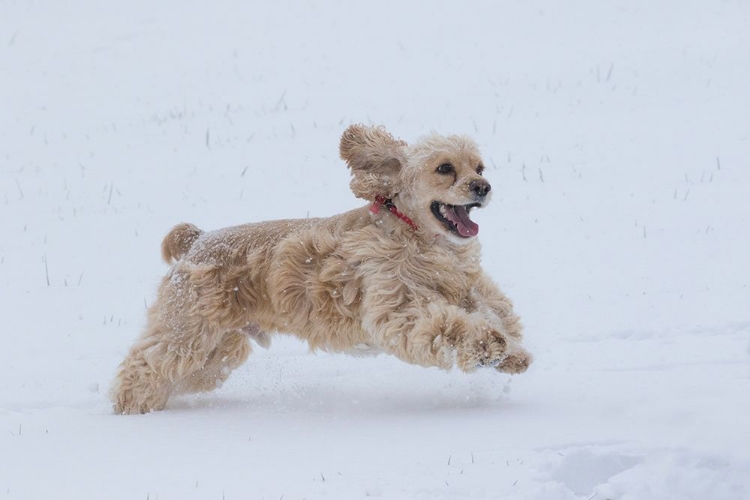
436 163 454 175
477 164 484 176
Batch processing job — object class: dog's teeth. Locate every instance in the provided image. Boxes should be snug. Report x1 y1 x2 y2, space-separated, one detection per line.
439 204 447 215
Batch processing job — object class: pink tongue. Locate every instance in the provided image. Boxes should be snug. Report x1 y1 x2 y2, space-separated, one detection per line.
445 205 479 237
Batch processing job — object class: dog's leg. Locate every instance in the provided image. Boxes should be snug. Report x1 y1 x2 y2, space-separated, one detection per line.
175 328 253 394
464 275 532 373
456 320 532 374
111 300 224 414
111 336 172 414
471 274 523 339
111 324 224 414
368 301 531 374
112 256 267 413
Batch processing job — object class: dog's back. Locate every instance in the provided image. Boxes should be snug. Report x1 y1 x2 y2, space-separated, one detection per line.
168 208 371 269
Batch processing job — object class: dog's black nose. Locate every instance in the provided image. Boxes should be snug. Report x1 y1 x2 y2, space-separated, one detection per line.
469 179 491 198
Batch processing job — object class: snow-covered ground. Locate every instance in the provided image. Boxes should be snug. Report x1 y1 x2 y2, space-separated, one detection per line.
2 1 749 498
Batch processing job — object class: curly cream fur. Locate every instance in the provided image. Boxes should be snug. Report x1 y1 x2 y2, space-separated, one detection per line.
161 223 203 264
111 124 531 414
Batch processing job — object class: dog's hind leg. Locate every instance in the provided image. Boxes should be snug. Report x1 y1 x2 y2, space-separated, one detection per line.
112 256 265 413
175 328 255 394
111 291 225 414
111 322 224 414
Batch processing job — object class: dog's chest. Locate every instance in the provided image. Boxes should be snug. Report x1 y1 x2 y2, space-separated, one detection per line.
421 252 480 304
366 242 482 306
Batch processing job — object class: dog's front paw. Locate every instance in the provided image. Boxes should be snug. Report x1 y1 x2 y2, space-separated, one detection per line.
456 329 532 374
494 347 532 374
456 332 505 372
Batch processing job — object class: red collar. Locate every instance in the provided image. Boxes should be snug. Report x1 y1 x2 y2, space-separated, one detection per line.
370 195 419 231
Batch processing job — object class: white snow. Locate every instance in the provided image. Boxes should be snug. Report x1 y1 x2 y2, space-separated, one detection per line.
1 1 749 498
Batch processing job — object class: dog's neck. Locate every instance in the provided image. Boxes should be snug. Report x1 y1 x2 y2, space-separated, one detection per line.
369 195 419 232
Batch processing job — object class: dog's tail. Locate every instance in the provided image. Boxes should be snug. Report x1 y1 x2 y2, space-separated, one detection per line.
161 223 203 264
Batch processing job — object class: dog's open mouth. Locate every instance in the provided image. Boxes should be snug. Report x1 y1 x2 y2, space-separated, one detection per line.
431 201 481 238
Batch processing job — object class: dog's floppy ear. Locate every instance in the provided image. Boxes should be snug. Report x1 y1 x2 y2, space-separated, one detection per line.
340 124 407 201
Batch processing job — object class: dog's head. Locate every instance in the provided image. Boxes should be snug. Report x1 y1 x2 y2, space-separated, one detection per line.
340 124 491 244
